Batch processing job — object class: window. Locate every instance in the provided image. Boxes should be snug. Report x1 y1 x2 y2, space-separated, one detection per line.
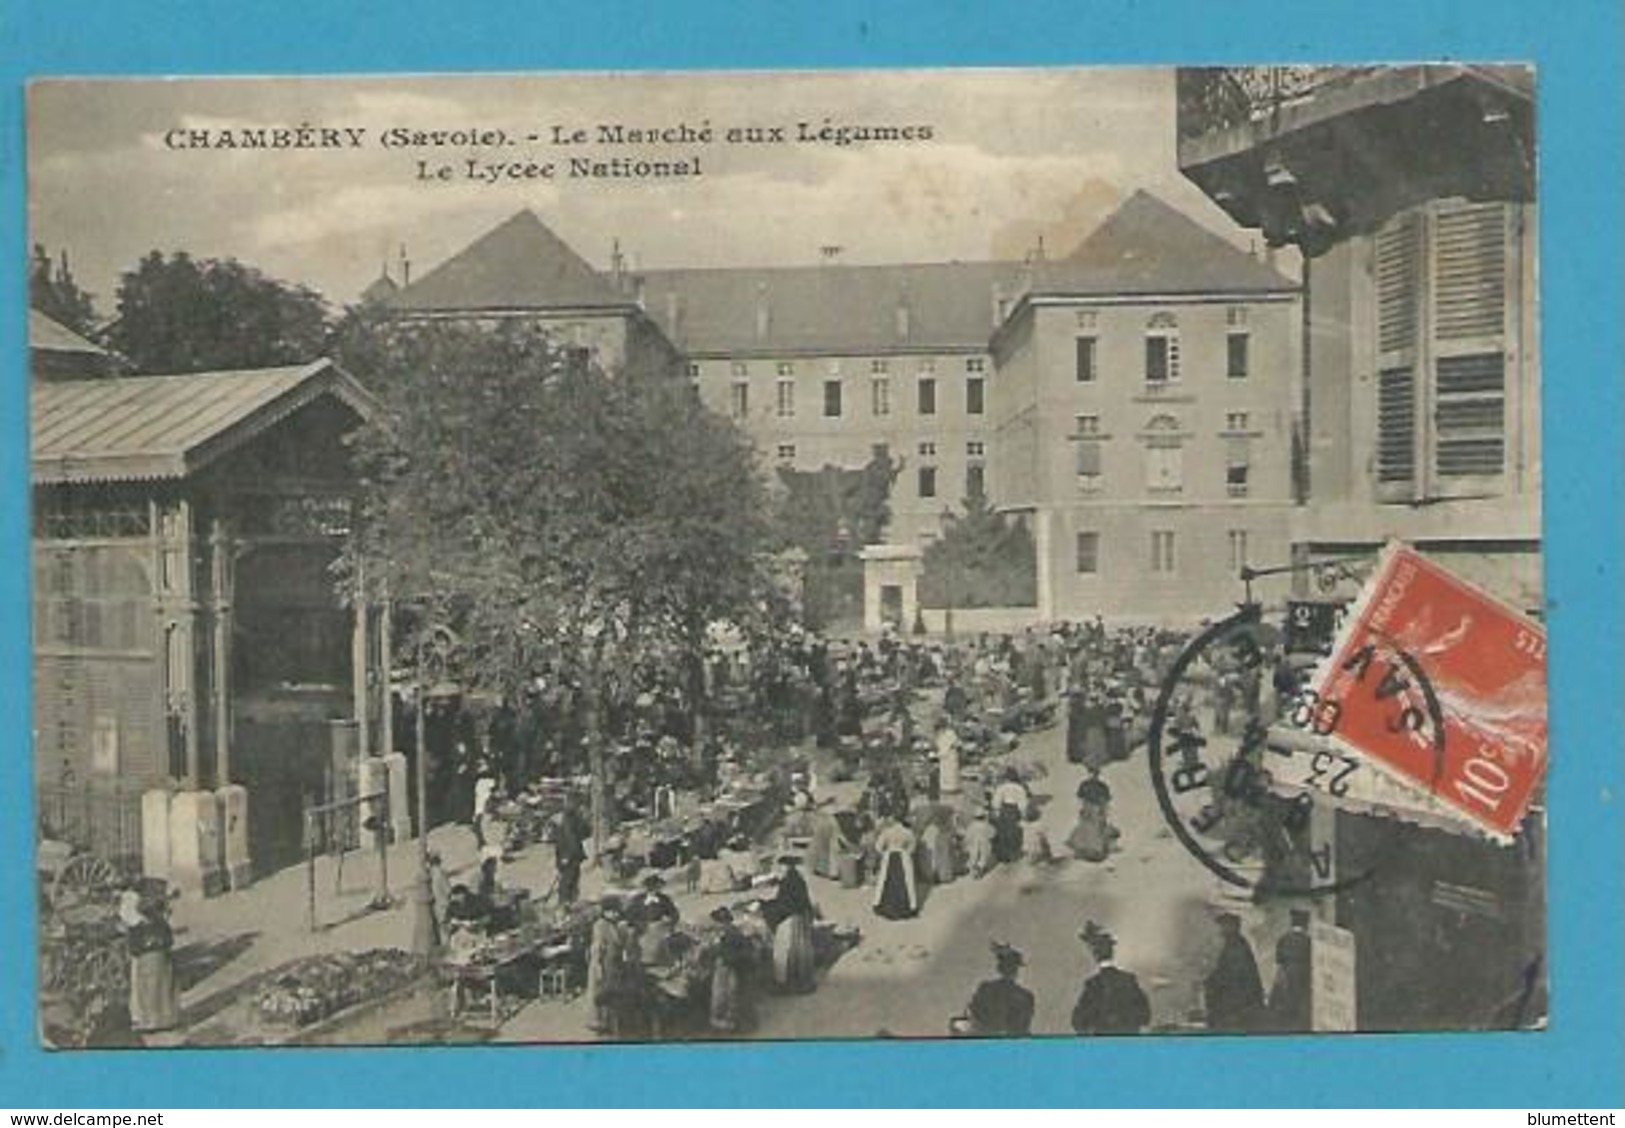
1150 530 1176 573
776 361 795 377
1077 310 1098 329
686 362 700 378
1075 421 1102 491
1075 532 1100 575
919 358 936 373
1076 336 1097 383
966 376 985 415
729 381 749 420
918 466 937 499
1145 312 1180 383
871 377 891 416
1228 529 1249 573
1375 201 1515 497
918 377 937 415
1227 306 1248 328
918 441 937 459
1226 411 1250 432
871 359 889 374
966 440 986 458
1226 441 1251 497
823 380 843 418
776 379 795 418
1144 414 1184 494
1227 332 1250 379
966 463 985 499
777 443 797 463
965 357 986 373
731 361 748 377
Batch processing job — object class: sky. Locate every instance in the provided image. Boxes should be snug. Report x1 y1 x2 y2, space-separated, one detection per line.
27 68 1281 312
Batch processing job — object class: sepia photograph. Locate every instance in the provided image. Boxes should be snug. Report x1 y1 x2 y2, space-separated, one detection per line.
26 64 1544 1050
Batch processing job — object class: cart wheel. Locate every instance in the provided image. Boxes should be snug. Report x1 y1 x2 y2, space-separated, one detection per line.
40 947 69 994
76 945 126 1000
52 855 120 915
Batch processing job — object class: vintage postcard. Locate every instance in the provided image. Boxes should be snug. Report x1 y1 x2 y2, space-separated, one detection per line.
26 65 1543 1049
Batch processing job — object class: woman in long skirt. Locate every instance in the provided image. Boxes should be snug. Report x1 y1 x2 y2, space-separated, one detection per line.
872 819 920 920
763 856 817 993
707 907 755 1034
122 890 179 1034
587 900 627 1035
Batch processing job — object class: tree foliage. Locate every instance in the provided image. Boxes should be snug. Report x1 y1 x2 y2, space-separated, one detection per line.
30 245 97 335
771 450 900 561
338 317 777 701
918 492 1038 608
107 252 330 374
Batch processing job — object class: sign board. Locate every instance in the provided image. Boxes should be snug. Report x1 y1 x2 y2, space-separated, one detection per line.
1311 919 1358 1032
90 714 119 775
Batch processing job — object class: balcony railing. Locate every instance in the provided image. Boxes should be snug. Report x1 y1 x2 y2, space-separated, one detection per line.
1176 66 1379 141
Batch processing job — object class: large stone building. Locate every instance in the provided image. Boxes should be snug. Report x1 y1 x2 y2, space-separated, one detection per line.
387 192 1300 623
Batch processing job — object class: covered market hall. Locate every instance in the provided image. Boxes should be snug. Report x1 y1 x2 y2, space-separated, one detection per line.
32 351 384 894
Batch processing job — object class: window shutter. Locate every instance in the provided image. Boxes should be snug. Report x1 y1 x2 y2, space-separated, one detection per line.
1376 213 1421 353
1430 202 1509 483
1376 367 1417 483
1433 202 1506 341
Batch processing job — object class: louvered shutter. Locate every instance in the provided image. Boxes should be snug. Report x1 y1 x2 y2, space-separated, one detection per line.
1374 212 1422 497
1430 202 1509 484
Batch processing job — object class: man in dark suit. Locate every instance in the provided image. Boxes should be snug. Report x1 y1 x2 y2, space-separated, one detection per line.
1269 908 1314 1031
963 943 1036 1036
1071 922 1152 1034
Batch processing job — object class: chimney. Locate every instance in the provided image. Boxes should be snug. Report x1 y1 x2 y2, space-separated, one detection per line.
399 244 411 287
665 290 682 337
895 294 911 341
755 282 771 342
610 238 625 290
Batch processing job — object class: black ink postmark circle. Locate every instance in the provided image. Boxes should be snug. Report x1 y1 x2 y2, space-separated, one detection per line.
1146 604 1447 900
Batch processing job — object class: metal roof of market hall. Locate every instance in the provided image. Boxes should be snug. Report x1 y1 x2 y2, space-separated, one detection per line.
32 358 376 485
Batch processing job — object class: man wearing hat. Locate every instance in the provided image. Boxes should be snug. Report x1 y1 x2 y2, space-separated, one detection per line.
1203 910 1266 1032
1269 908 1314 1031
960 942 1036 1036
1071 922 1151 1035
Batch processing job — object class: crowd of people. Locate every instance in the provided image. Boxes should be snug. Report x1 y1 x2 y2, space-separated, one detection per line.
410 613 1324 1040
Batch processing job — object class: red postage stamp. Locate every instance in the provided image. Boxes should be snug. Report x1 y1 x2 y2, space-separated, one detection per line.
1308 542 1547 838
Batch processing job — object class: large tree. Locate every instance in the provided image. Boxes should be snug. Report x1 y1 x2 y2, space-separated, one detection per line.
339 317 776 848
107 251 330 373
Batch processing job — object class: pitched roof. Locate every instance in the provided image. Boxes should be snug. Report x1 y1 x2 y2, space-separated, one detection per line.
387 210 633 313
33 358 375 485
1031 189 1296 296
29 309 111 357
641 261 1026 355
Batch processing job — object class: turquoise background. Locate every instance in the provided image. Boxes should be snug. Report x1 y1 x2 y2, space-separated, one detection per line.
2 0 1620 1107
